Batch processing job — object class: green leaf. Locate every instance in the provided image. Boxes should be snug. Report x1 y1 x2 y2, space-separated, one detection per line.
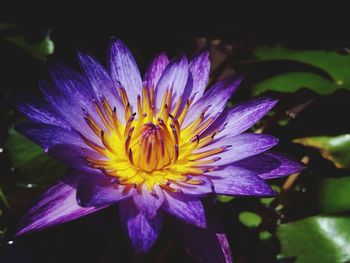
217 195 234 203
260 185 280 206
319 177 350 214
239 211 262 228
0 22 15 30
254 45 350 85
0 187 9 207
252 72 343 96
259 231 272 241
294 134 350 169
5 35 54 61
5 128 66 188
277 215 350 263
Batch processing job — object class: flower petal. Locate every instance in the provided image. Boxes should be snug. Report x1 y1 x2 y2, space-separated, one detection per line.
144 52 169 89
133 184 164 219
189 51 210 104
77 50 124 121
162 192 206 228
108 38 142 109
119 199 162 254
15 122 84 151
182 74 243 128
76 173 133 207
47 144 104 175
170 206 233 263
171 180 213 196
234 151 305 179
11 93 70 128
202 97 278 139
197 133 279 166
16 172 104 236
40 69 104 142
155 53 188 111
209 166 276 196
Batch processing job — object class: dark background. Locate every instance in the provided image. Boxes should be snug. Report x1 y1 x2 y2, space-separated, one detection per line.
1 8 350 262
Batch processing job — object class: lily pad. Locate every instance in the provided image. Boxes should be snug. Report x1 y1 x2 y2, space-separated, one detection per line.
5 128 66 188
319 177 350 214
277 215 350 263
294 134 350 169
252 72 342 96
254 45 350 85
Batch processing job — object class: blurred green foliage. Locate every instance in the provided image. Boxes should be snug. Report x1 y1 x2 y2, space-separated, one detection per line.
277 216 350 263
0 22 54 61
294 135 350 169
252 46 350 95
239 211 262 228
318 177 350 214
5 128 66 189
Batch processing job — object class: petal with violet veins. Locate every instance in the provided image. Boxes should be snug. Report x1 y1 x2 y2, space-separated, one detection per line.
77 50 124 121
188 51 210 104
203 97 278 139
196 133 279 166
162 191 206 228
119 199 163 254
39 75 104 142
233 151 305 179
15 122 85 151
48 144 105 175
209 166 276 196
76 173 133 207
182 74 243 128
11 93 70 128
108 38 142 109
133 184 164 219
155 53 188 111
144 52 169 89
16 172 104 236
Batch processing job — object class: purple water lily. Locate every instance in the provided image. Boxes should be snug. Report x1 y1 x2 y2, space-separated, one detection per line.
14 38 303 261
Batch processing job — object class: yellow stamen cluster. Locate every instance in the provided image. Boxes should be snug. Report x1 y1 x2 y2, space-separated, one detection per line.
80 87 225 192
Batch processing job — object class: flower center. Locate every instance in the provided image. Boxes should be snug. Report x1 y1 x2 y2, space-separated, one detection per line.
80 87 226 191
127 120 178 172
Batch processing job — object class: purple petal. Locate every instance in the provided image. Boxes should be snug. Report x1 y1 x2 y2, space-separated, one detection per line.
204 97 278 139
40 70 104 142
108 39 142 109
47 144 104 175
119 199 162 254
16 172 104 236
234 151 305 179
11 93 70 128
197 133 279 166
15 122 84 151
182 74 243 128
77 50 124 121
76 173 133 207
189 51 210 104
170 206 233 263
162 192 206 228
209 166 276 196
133 184 164 219
155 53 188 112
144 52 169 89
171 179 213 196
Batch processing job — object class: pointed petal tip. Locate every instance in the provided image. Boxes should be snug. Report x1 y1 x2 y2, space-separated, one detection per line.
171 51 188 65
109 37 128 49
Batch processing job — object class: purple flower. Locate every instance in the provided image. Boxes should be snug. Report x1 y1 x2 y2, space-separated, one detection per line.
14 39 303 261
